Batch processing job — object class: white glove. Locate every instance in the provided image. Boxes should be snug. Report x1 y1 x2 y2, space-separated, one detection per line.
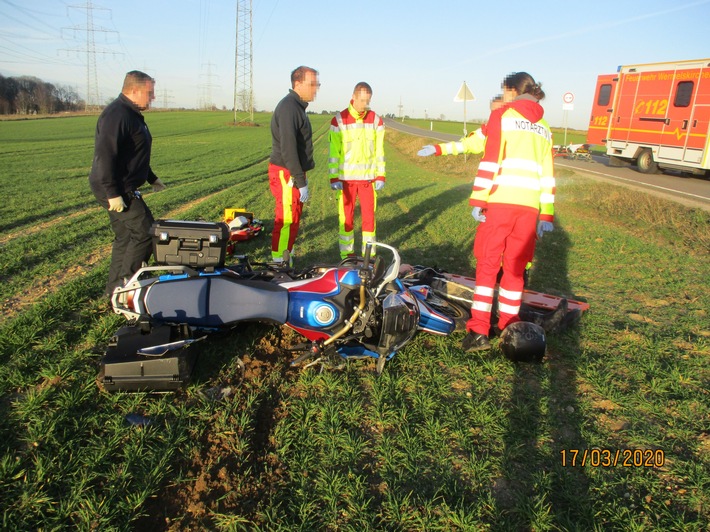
417 145 436 157
151 178 166 192
108 196 127 212
537 221 554 238
374 181 385 191
472 207 486 223
331 181 343 190
298 185 309 203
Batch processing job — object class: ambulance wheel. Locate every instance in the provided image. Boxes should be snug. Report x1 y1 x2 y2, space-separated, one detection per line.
637 149 658 174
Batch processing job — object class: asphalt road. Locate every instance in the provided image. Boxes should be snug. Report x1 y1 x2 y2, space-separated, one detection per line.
555 156 710 212
385 118 710 213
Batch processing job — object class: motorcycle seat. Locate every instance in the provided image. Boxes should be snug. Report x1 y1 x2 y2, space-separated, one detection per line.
144 276 289 327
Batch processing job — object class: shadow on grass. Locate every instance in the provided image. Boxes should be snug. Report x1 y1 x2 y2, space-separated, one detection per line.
493 218 595 528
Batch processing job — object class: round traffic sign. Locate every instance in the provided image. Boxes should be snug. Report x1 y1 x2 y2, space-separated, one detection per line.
563 92 574 104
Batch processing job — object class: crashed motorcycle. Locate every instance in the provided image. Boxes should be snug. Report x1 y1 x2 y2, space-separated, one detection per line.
101 228 457 392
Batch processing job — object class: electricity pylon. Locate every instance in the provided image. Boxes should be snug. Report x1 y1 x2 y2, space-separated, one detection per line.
233 0 253 123
61 1 119 110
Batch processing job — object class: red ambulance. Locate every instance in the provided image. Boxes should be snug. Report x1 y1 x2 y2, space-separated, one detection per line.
587 58 710 175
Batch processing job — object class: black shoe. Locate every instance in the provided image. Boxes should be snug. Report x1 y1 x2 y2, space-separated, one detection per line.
462 332 491 352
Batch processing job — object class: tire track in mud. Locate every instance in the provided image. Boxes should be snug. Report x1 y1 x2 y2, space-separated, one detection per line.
0 163 268 323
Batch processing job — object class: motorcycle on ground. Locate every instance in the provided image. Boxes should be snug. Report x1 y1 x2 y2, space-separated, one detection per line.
101 237 457 392
100 220 588 392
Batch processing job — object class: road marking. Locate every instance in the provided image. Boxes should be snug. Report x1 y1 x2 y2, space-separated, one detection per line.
556 161 710 202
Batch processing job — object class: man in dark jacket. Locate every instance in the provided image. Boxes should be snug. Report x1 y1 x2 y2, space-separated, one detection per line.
268 65 319 264
89 70 167 298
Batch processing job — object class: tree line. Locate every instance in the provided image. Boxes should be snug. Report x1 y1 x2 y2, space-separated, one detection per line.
0 74 83 115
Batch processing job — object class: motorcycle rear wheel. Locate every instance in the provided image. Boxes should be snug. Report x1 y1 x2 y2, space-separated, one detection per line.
427 295 469 332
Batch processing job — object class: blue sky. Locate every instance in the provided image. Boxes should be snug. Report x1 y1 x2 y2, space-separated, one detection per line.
1 0 709 129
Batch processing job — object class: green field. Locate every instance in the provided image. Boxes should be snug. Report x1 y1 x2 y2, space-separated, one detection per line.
398 117 590 146
0 111 708 530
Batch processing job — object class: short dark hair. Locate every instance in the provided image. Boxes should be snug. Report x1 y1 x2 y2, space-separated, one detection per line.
122 70 154 91
503 72 545 100
291 66 318 88
353 82 372 95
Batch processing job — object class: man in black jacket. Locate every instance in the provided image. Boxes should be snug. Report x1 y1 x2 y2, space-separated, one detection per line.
268 65 319 264
89 70 167 298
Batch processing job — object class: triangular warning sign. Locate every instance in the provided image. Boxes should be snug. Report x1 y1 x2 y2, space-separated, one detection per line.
454 81 475 102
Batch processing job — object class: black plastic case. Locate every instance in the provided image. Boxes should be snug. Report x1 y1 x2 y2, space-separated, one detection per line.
151 220 229 267
100 323 198 392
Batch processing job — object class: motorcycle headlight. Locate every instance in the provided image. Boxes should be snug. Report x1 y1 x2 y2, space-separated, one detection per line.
378 291 420 353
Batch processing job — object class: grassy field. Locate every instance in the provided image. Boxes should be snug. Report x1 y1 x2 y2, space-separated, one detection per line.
399 117 590 147
0 111 708 530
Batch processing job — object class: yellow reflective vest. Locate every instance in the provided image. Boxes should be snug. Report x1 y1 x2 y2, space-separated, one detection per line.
328 104 386 183
469 99 555 221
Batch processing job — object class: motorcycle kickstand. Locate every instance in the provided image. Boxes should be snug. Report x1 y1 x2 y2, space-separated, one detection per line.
289 341 324 368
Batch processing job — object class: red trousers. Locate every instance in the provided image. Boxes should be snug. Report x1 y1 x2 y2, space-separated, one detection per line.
338 180 377 258
467 205 538 336
268 163 303 261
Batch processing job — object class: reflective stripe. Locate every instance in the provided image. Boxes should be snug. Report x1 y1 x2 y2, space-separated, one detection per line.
276 170 293 256
362 233 376 255
472 177 493 189
472 301 493 312
498 302 521 315
478 161 499 173
495 174 542 190
501 158 543 173
540 176 556 188
342 162 380 171
540 193 555 204
474 285 495 297
442 142 465 155
499 287 522 301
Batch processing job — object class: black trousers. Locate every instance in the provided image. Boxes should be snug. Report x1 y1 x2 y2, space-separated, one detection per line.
105 196 155 296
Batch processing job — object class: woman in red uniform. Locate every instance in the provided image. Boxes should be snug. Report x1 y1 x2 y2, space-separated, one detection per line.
463 72 555 352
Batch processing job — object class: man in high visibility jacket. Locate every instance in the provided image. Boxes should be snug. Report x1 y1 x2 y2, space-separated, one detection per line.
328 82 386 259
463 72 555 352
268 66 319 265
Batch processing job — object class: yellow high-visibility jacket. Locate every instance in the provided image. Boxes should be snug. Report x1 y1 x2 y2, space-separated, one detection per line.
328 103 386 184
470 97 555 221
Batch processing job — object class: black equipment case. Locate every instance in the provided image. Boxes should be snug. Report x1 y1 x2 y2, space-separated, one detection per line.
100 323 200 392
151 220 230 268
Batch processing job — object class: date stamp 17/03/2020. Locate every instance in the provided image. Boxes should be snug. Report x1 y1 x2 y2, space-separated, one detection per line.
560 449 665 468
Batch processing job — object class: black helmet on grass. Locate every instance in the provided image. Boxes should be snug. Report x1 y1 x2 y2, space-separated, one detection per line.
500 321 546 363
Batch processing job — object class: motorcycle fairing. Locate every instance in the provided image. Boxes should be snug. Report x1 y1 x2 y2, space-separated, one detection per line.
378 291 420 353
282 268 362 340
407 285 457 336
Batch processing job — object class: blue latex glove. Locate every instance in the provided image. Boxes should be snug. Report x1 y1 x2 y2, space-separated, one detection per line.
374 181 384 191
537 220 554 238
472 207 486 223
417 145 436 157
330 181 343 191
298 185 309 203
